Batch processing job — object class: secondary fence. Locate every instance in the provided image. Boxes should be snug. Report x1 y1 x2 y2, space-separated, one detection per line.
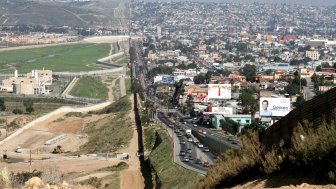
260 87 336 149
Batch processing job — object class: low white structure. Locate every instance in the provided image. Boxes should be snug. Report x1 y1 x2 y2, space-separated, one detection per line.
0 69 52 95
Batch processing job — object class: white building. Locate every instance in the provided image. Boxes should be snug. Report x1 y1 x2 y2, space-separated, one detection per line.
0 69 52 95
306 50 320 60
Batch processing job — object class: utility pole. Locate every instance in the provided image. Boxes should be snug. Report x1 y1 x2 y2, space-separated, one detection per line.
29 149 32 172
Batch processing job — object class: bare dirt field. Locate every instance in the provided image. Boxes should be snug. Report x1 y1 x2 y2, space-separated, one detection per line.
0 73 142 188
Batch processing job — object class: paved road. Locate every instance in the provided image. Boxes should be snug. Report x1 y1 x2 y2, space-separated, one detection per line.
157 112 213 175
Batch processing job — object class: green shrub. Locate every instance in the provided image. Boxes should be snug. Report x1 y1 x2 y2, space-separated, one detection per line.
12 109 23 114
81 177 102 188
100 162 129 172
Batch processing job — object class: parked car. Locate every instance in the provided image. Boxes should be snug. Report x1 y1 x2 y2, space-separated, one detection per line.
15 146 22 153
183 156 189 162
203 147 210 152
197 143 204 148
187 148 192 154
179 151 186 156
188 155 194 160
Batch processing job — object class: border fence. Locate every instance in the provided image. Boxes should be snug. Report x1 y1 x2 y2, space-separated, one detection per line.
260 87 336 149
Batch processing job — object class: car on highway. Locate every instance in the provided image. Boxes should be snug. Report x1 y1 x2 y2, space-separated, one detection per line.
195 159 202 164
183 156 189 162
179 140 186 144
197 143 204 148
202 162 210 167
203 147 210 152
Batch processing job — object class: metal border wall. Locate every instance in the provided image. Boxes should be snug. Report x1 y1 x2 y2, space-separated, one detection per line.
260 87 336 148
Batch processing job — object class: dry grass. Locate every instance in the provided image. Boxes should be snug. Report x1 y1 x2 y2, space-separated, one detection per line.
198 118 336 188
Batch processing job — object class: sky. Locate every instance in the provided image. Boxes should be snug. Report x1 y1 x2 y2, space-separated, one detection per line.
150 0 336 6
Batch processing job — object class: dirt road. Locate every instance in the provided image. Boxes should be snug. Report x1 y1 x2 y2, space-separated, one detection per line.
119 95 145 189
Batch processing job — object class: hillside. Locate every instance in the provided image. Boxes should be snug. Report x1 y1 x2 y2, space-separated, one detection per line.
0 0 119 27
197 88 336 189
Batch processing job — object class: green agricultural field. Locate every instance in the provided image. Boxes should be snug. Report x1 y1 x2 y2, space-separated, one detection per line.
69 76 108 100
0 43 110 73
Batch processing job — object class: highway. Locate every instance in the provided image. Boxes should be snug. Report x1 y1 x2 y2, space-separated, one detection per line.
157 112 213 174
130 39 241 174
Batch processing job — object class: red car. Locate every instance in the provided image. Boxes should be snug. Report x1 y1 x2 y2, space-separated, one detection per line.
202 162 210 167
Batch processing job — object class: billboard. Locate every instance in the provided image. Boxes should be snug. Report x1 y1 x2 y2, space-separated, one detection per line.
211 107 233 115
259 98 291 117
208 84 232 99
161 75 175 84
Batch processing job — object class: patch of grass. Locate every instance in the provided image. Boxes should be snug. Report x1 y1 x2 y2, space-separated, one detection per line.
115 57 129 64
70 76 108 99
125 78 131 95
146 125 200 189
98 96 131 114
112 78 121 100
144 127 156 150
100 172 120 189
0 43 110 73
99 162 129 172
80 96 132 153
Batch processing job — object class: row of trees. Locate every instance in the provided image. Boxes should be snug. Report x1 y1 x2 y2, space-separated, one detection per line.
0 99 34 114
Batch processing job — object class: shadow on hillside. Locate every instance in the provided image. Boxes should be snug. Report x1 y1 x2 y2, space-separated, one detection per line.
263 170 327 188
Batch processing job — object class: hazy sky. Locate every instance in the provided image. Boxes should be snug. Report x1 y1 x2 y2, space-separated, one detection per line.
152 0 336 6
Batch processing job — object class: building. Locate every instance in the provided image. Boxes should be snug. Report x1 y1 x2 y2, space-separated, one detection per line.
211 114 252 131
0 69 52 95
305 50 320 60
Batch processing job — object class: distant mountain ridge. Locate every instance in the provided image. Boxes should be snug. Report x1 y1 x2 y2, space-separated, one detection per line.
144 0 336 6
0 0 119 27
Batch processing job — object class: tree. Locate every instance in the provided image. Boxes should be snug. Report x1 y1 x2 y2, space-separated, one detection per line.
316 65 322 72
24 101 34 114
0 98 6 111
239 91 258 119
187 63 197 69
193 75 207 84
295 95 305 107
176 63 187 70
241 120 268 134
220 118 240 135
239 64 256 82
